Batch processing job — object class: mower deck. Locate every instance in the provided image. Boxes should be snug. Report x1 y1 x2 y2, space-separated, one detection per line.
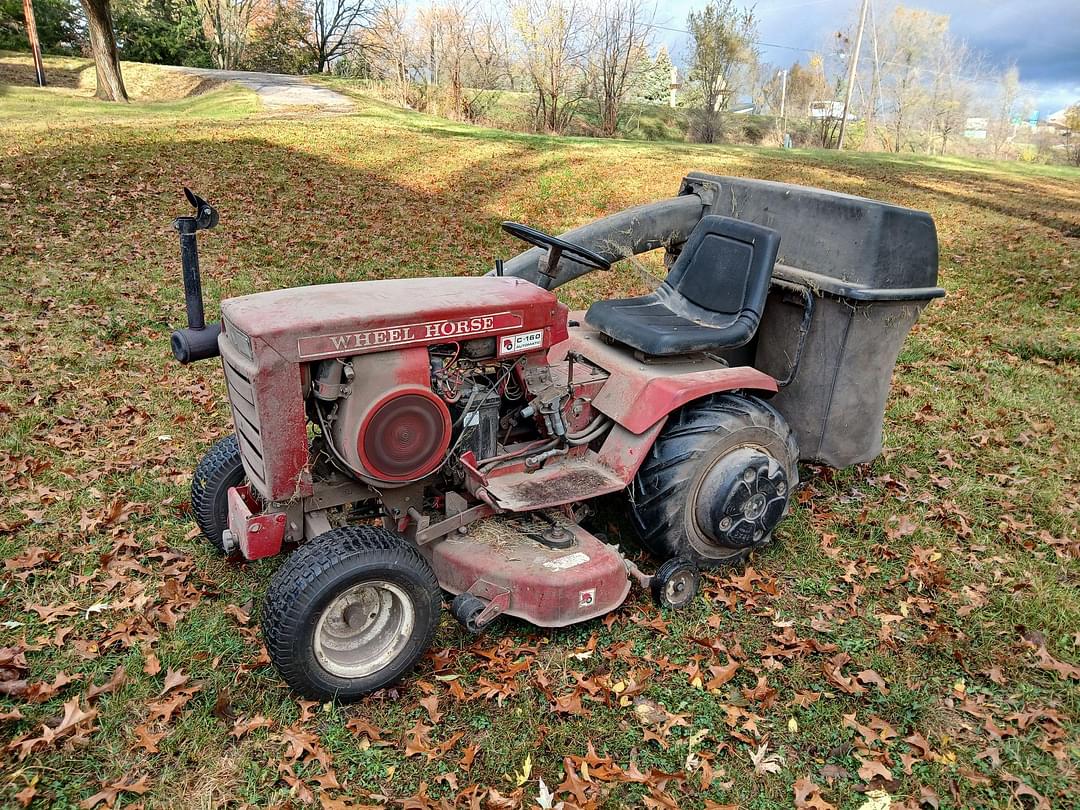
425 515 631 627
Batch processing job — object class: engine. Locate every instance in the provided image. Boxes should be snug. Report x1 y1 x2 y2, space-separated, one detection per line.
428 339 521 464
310 335 609 489
309 337 522 486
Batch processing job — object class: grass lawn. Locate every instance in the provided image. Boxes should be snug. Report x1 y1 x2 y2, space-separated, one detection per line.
1 55 1078 809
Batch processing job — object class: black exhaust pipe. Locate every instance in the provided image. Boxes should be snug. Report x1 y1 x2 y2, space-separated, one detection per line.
171 188 222 364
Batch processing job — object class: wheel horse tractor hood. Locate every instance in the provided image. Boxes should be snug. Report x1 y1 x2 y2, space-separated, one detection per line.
219 276 567 365
167 174 942 703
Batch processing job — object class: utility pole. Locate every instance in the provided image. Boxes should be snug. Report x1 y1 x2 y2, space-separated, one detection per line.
863 0 882 148
23 0 46 87
837 0 869 150
778 69 788 127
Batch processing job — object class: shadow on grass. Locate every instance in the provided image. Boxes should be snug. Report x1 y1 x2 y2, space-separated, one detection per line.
0 62 91 94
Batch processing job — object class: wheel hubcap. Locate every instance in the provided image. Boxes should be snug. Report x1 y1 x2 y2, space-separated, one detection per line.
313 580 415 678
665 570 695 604
694 447 789 550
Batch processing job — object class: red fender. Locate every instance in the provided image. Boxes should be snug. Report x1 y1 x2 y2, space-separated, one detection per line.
557 321 778 436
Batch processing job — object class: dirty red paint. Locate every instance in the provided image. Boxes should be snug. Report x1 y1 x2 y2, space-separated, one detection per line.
219 328 311 503
553 320 778 435
597 420 667 482
426 521 630 627
227 484 286 560
221 277 563 364
356 386 452 482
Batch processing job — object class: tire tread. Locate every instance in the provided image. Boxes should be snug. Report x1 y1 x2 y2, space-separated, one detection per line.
262 525 441 700
191 434 245 551
630 393 798 566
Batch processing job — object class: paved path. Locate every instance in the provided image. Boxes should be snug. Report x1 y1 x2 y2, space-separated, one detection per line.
166 66 353 111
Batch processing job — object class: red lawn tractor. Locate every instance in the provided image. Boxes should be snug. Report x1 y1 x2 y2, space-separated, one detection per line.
171 175 942 700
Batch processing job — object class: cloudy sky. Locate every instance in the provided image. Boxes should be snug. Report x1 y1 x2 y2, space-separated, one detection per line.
657 0 1079 113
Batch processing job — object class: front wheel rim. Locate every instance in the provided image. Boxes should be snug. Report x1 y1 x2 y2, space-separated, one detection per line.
313 580 415 679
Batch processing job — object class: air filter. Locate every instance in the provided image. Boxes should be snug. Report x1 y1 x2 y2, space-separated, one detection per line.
357 390 451 482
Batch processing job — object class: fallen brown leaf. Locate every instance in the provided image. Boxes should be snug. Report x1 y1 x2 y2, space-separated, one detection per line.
158 668 188 696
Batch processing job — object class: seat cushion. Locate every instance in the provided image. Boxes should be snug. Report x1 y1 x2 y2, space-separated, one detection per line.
675 232 754 315
584 214 779 356
585 294 756 356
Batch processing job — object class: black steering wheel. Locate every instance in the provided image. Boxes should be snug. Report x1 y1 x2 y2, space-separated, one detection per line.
501 221 612 273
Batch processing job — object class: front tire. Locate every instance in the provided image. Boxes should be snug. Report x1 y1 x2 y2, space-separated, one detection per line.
630 394 798 567
191 434 246 552
262 525 441 700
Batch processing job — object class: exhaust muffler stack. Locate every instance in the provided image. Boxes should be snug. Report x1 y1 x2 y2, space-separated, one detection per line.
170 187 222 364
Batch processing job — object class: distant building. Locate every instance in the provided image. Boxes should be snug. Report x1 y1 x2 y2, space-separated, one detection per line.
1048 108 1071 130
963 117 988 139
809 101 854 121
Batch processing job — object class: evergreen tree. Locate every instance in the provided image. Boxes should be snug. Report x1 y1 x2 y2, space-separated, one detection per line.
112 0 212 67
632 45 672 105
0 0 83 53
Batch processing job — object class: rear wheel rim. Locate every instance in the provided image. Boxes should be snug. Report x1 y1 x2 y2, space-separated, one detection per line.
687 441 785 559
313 580 415 678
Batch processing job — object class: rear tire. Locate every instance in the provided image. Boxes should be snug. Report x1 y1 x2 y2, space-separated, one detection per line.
630 394 798 568
262 525 441 701
191 434 245 552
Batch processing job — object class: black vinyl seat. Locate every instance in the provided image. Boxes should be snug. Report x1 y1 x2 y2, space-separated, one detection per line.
585 215 780 356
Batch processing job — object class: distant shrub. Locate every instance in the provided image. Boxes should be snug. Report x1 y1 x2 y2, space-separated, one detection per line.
739 116 769 144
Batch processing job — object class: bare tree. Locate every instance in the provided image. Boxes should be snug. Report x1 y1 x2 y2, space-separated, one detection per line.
305 0 373 73
879 7 944 151
588 0 653 136
925 36 978 155
1065 103 1080 166
421 3 454 114
364 0 420 103
511 0 590 133
195 0 257 69
79 0 127 101
685 0 757 143
465 5 512 99
417 1 501 120
988 64 1020 158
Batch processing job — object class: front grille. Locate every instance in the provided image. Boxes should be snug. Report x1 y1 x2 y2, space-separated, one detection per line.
222 356 268 492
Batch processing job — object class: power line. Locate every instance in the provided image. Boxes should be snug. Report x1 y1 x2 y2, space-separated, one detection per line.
610 16 822 55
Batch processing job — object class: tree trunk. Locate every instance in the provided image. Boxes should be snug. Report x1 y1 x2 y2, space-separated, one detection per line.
80 0 127 102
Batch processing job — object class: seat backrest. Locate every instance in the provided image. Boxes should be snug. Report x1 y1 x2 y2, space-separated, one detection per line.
663 214 780 321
